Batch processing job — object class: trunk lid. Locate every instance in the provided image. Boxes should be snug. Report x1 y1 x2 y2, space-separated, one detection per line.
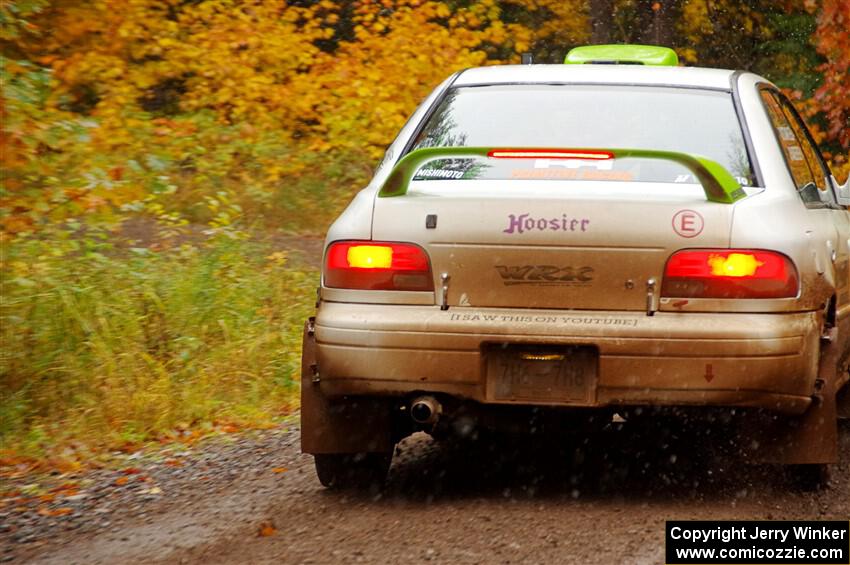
371 180 735 311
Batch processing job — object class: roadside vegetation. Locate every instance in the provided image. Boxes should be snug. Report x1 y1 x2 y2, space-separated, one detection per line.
1 0 848 467
1 223 316 465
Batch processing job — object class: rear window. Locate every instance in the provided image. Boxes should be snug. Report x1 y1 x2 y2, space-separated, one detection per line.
410 85 755 187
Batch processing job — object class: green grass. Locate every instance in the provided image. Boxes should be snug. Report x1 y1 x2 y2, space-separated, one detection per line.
0 227 317 463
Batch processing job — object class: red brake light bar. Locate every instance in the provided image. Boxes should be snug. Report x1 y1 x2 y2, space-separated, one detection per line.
325 241 434 291
662 249 799 299
487 149 614 160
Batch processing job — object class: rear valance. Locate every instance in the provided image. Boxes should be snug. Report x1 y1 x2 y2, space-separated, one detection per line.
379 147 746 204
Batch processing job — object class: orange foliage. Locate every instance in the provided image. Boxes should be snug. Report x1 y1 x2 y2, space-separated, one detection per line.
2 0 563 231
23 0 539 152
813 0 850 150
0 0 845 232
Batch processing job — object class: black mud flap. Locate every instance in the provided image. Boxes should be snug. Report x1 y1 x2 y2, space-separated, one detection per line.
740 337 839 465
300 318 394 454
837 380 850 420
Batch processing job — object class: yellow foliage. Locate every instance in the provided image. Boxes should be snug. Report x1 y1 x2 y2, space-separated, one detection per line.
0 0 843 234
2 0 564 231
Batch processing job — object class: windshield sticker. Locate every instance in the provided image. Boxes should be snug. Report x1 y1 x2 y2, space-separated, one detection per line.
415 168 465 179
787 146 805 161
510 169 634 181
503 213 590 235
778 126 796 141
496 265 594 286
412 157 491 181
675 173 750 186
581 170 635 181
534 158 614 170
672 209 704 238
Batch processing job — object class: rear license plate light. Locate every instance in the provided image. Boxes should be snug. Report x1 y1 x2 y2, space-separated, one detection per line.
485 344 597 404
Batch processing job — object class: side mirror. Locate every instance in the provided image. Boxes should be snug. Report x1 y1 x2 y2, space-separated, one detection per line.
834 175 850 207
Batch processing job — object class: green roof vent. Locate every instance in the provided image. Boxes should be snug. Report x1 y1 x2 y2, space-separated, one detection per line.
565 44 679 66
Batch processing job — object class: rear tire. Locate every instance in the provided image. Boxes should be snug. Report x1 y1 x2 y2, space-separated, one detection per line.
787 463 831 491
314 452 392 490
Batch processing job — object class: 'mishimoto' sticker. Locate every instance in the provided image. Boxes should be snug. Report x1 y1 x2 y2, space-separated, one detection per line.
672 209 704 238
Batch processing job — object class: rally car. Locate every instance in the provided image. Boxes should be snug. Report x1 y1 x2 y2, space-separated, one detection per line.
301 45 850 489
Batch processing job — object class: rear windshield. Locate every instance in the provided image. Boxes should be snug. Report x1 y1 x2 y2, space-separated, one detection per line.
410 85 755 187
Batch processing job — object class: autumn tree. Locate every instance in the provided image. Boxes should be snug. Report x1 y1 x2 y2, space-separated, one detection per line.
812 0 849 151
1 0 557 231
2 0 846 233
589 0 615 44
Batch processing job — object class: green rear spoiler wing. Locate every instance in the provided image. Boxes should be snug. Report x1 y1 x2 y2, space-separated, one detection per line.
378 147 746 204
564 45 679 66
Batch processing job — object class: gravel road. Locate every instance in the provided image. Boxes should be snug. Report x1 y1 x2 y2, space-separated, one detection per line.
3 419 849 565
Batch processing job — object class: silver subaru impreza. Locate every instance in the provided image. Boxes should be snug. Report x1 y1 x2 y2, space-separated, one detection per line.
300 45 850 489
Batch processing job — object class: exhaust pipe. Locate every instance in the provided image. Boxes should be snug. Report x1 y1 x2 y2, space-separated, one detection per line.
410 396 441 425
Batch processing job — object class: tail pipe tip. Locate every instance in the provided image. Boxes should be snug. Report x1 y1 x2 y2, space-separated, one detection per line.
410 396 442 425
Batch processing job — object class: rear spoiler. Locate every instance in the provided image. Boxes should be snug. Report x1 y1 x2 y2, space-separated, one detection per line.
378 147 746 204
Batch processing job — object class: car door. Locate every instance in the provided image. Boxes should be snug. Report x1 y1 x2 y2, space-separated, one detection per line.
760 88 850 314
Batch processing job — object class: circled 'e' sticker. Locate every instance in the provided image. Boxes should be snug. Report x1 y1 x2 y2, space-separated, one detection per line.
672 209 704 238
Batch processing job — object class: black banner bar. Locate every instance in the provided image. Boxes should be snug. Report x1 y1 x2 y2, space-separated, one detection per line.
666 521 849 564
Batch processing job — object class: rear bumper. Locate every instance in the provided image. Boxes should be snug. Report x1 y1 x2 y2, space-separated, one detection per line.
313 303 821 415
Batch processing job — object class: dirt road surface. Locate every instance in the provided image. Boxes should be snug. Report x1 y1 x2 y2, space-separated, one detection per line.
3 420 849 565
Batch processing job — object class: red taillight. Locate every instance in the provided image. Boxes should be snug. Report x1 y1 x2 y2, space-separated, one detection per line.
324 241 434 291
662 250 799 299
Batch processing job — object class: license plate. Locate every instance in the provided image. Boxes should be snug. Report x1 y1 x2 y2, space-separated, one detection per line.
487 345 597 403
